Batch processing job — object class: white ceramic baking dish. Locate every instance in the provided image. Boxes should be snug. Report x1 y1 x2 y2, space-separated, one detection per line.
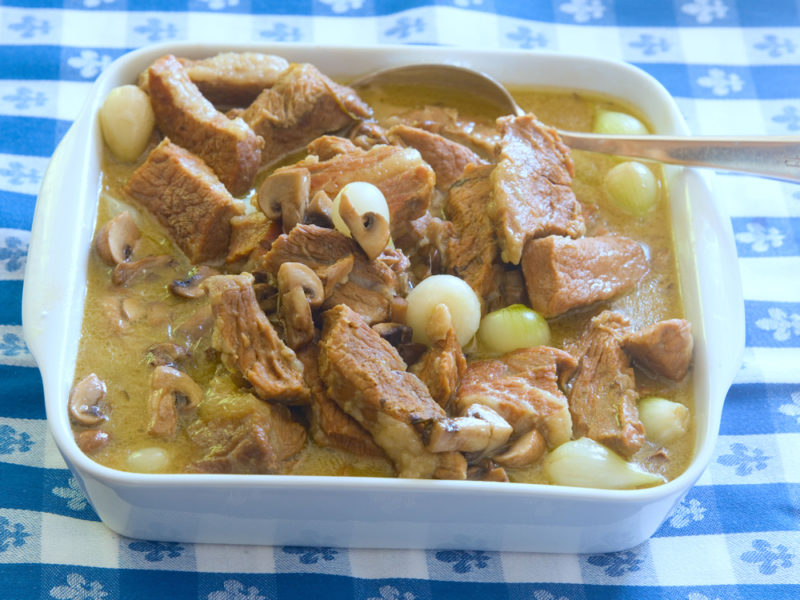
22 42 744 553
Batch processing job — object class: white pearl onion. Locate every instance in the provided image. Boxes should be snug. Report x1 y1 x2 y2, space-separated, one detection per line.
126 446 170 473
405 274 481 347
99 85 155 163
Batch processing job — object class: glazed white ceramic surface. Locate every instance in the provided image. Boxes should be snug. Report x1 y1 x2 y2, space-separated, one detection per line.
22 42 744 553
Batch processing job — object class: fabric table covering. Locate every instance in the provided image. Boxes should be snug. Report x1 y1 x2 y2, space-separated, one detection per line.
1 1 799 598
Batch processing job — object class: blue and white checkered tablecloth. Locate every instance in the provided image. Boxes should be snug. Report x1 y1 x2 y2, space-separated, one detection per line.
2 1 799 598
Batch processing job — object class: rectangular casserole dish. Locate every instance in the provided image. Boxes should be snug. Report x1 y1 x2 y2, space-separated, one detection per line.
22 42 744 553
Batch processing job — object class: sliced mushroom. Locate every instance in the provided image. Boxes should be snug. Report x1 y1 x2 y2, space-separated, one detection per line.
425 405 512 454
467 459 509 482
169 266 219 299
146 342 190 368
147 365 203 438
463 404 514 454
69 373 107 427
94 211 141 265
75 429 110 454
305 190 334 228
337 193 391 261
112 254 175 286
257 167 310 232
280 285 315 350
277 262 324 309
493 429 547 468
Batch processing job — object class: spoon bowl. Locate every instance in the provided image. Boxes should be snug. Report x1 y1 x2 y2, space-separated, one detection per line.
353 63 800 183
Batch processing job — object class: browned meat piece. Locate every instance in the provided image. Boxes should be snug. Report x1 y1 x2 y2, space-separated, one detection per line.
226 212 281 265
318 304 460 478
178 52 289 106
204 273 309 404
388 124 485 190
454 346 576 448
410 304 467 407
491 114 585 264
282 144 435 235
444 163 503 310
307 135 361 160
297 346 384 457
623 318 694 381
147 54 264 196
257 224 404 324
242 62 371 165
349 120 389 149
125 139 243 263
388 105 500 156
186 385 306 474
521 234 649 318
568 311 645 458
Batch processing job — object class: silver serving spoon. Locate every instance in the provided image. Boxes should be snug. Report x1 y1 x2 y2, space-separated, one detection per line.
352 63 800 183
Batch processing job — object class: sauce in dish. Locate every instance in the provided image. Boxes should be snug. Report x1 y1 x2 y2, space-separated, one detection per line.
70 51 694 488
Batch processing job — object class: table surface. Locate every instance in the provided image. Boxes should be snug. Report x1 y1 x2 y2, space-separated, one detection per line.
2 1 799 598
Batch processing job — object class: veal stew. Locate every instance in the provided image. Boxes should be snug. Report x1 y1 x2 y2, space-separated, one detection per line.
70 52 694 488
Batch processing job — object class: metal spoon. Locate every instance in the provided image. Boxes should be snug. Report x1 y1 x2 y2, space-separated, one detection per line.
352 63 800 183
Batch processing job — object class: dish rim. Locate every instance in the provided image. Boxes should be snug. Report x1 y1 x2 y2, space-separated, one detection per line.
23 41 744 507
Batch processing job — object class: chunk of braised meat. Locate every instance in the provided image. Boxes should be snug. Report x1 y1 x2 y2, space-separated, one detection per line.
176 52 289 107
185 389 306 474
567 311 645 459
387 105 500 157
410 304 466 408
226 212 282 265
125 139 244 263
307 135 361 160
444 163 503 311
297 345 384 458
521 234 649 318
318 304 463 479
491 114 585 264
280 144 434 238
241 62 371 166
454 346 576 448
388 124 485 190
146 54 264 196
257 224 406 325
204 273 309 404
622 318 694 381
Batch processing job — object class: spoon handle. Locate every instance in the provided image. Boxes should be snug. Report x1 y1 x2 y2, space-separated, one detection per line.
558 132 800 182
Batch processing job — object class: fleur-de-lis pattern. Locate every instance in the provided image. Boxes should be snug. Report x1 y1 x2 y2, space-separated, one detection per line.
717 442 771 476
282 545 338 564
127 540 185 562
434 549 491 573
586 550 643 576
681 0 729 24
740 539 794 575
207 580 265 600
0 515 30 552
49 573 108 600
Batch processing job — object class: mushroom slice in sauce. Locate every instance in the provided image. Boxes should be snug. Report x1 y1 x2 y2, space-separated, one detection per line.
277 262 325 349
147 342 190 368
337 193 390 261
147 365 203 438
94 211 141 265
257 167 310 232
75 429 110 454
112 254 175 287
425 404 513 454
169 266 220 299
492 428 547 468
69 373 108 427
